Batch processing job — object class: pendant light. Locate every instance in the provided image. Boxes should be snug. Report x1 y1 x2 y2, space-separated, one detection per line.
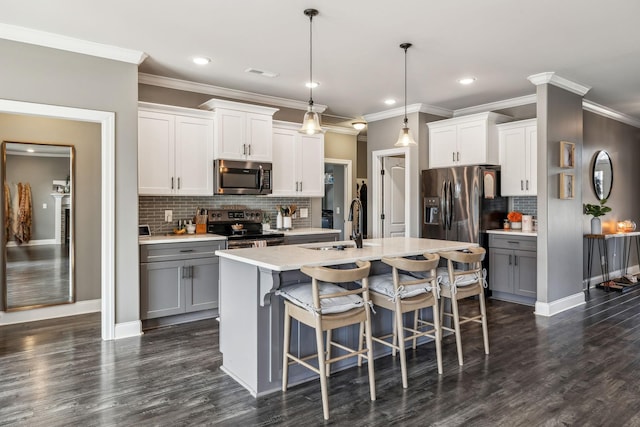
299 8 323 135
395 43 417 146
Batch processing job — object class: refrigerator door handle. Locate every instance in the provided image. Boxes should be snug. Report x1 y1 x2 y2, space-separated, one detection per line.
441 181 447 230
448 180 454 230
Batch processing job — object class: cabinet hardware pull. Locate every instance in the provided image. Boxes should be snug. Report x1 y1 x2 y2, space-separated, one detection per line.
509 254 512 265
243 144 247 155
300 181 302 192
189 266 193 278
521 180 524 190
457 152 460 162
177 177 181 190
526 180 529 191
514 256 518 266
452 152 455 162
248 144 251 156
296 181 299 191
507 241 520 244
171 177 174 190
180 249 194 253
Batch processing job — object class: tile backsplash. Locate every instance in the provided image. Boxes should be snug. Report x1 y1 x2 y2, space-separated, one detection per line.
511 196 537 217
139 196 312 235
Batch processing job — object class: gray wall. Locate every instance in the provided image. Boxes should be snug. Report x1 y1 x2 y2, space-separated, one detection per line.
0 39 140 321
6 153 70 241
582 111 640 278
536 84 584 303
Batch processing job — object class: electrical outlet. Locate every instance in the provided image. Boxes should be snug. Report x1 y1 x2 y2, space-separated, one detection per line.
300 208 308 218
42 203 47 209
335 207 340 215
165 210 173 222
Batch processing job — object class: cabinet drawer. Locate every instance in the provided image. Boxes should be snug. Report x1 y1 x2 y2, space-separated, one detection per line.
140 241 225 263
488 234 536 251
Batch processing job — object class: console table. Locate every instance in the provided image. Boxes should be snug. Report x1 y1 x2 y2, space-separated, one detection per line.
584 232 640 292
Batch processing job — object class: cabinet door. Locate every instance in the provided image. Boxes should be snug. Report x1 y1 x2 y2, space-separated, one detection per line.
138 111 175 195
140 261 184 319
499 126 527 196
298 134 325 197
525 126 537 195
185 257 219 312
429 126 457 168
215 109 245 160
457 120 487 165
175 115 214 196
271 128 298 196
489 248 514 293
514 250 537 298
245 113 273 162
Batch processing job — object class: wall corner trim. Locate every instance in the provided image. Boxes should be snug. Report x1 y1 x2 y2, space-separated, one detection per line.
534 292 585 317
527 72 591 96
114 320 143 339
0 23 147 64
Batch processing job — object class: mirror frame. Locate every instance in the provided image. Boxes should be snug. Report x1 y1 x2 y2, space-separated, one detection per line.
592 150 613 201
2 141 75 311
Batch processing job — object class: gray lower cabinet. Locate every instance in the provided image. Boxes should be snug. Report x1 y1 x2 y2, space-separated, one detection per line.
140 240 225 320
284 232 339 245
489 234 537 303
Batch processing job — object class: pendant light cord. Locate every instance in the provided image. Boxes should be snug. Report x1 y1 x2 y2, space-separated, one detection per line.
308 12 314 107
403 44 408 126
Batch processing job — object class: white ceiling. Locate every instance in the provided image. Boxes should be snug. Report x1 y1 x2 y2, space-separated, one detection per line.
1 0 640 123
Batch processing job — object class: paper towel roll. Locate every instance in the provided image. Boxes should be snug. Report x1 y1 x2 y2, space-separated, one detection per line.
522 215 533 231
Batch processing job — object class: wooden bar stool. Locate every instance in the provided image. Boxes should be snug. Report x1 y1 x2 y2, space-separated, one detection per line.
361 253 442 388
278 260 375 420
437 247 488 366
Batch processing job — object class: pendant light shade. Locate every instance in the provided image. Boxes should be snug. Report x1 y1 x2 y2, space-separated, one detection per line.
395 43 417 147
299 9 323 135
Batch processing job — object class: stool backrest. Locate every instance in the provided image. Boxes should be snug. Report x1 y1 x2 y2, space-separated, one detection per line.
300 261 371 312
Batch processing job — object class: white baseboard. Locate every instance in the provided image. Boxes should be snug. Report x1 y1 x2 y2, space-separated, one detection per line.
0 299 100 325
115 320 143 339
534 292 585 317
6 239 57 247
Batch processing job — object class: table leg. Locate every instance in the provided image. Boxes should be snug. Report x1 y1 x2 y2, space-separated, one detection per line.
599 238 610 291
586 238 595 295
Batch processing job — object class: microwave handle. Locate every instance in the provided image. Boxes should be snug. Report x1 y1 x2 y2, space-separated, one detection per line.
258 165 264 193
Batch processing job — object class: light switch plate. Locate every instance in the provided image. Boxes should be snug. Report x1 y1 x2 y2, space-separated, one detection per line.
300 208 308 218
165 210 173 222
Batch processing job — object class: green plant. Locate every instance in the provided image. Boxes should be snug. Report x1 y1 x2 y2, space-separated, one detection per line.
583 199 612 218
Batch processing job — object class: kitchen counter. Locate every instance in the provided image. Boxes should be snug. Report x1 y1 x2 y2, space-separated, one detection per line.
215 236 473 271
264 227 340 236
486 229 538 237
217 236 476 397
139 233 227 245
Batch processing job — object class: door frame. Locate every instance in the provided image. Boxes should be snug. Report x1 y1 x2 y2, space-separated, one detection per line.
371 147 413 238
0 98 116 340
324 158 353 239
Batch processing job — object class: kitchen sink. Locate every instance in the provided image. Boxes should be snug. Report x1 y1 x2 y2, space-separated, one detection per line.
302 242 381 251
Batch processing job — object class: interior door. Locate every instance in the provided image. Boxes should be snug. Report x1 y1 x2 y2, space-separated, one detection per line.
382 156 406 237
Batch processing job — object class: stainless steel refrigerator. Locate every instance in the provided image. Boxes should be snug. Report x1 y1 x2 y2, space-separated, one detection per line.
421 166 507 246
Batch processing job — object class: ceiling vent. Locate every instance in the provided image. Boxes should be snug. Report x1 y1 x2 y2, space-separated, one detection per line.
244 68 279 78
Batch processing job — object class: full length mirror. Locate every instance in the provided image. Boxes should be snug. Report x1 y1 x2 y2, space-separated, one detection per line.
592 150 613 201
3 141 75 311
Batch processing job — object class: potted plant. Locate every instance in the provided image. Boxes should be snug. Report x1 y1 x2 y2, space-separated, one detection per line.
583 199 612 234
507 211 523 230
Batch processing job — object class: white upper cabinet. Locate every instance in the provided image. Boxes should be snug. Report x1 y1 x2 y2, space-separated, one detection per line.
199 99 278 162
138 103 214 196
498 119 537 196
271 122 324 197
427 112 510 168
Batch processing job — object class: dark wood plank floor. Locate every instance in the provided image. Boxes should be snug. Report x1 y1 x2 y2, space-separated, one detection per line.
2 288 640 426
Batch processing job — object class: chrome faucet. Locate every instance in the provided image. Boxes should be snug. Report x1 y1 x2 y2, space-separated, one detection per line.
348 198 363 248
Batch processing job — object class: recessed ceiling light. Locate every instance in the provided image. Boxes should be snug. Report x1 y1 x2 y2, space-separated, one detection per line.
384 99 397 106
305 81 319 89
245 68 279 78
192 56 211 65
26 149 35 153
458 77 476 85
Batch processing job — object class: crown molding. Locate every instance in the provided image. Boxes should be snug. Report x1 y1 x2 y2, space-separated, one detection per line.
272 120 357 135
363 103 452 123
199 98 279 116
453 94 537 117
583 100 640 128
527 72 591 96
0 23 147 64
138 73 327 113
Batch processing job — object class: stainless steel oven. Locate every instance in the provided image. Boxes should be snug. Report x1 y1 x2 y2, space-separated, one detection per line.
207 208 284 249
214 159 272 195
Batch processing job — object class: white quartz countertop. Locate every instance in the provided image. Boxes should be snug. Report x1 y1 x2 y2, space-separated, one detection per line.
270 227 341 236
215 237 476 271
486 229 538 237
139 233 227 245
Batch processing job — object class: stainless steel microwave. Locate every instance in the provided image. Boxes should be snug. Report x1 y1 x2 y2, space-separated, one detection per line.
214 159 272 195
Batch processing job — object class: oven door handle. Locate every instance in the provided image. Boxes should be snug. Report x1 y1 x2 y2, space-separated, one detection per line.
258 165 265 194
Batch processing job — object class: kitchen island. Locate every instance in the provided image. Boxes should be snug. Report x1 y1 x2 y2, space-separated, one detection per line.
215 236 475 397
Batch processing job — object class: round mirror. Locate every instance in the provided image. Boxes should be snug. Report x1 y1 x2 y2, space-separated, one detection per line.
592 150 613 201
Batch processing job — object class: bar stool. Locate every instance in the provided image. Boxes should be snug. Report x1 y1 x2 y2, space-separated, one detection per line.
362 253 442 388
277 260 375 420
437 247 488 366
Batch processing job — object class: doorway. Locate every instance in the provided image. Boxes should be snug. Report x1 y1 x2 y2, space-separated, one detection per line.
0 99 116 340
323 158 352 240
371 147 414 238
